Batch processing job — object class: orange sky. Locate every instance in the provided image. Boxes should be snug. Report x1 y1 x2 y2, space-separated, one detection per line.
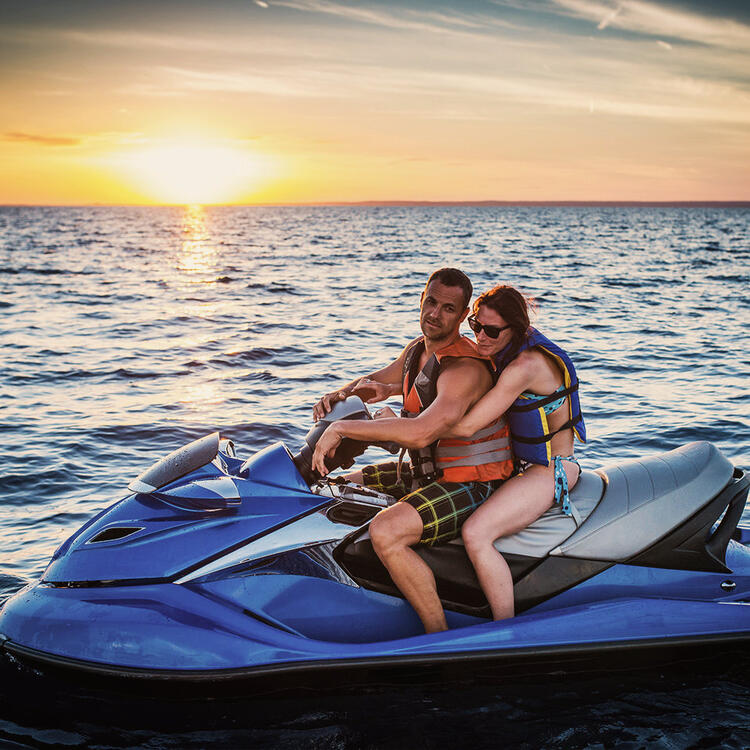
1 0 749 204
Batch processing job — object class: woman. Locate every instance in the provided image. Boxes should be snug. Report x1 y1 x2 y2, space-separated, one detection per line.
455 284 586 621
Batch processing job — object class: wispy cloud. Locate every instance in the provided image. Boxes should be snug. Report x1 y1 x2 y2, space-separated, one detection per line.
597 4 621 31
0 26 249 54
152 66 330 98
4 132 80 147
403 66 750 126
551 0 750 49
272 0 519 37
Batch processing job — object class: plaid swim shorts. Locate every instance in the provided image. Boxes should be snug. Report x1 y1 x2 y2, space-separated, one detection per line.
361 461 497 547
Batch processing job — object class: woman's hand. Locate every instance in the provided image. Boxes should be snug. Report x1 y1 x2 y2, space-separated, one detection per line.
312 424 344 477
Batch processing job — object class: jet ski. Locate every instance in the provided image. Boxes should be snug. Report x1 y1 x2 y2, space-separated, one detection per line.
1 397 748 682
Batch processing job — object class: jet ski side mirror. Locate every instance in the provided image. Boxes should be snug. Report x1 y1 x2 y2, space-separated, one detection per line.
292 396 394 485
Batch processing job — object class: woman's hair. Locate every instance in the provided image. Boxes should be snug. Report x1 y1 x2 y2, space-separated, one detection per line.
473 285 535 364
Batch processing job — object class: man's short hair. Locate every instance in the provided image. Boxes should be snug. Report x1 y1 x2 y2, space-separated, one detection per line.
425 268 473 309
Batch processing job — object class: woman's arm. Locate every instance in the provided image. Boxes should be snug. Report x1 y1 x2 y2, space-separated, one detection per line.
446 358 530 438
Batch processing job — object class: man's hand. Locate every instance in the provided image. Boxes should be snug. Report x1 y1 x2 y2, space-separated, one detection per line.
372 405 398 420
313 389 349 422
351 378 398 404
313 379 399 421
312 424 343 476
312 341 411 422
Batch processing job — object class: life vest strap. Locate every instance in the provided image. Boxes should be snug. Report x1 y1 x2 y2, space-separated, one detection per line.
436 436 511 458
512 413 584 444
510 382 579 413
467 417 508 441
437 448 512 469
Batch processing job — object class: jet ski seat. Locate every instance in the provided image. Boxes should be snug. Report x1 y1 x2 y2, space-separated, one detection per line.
484 469 604 558
550 441 734 561
487 441 734 561
336 442 740 616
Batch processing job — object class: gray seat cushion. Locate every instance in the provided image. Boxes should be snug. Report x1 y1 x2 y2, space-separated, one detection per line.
491 469 605 557
551 441 734 561
447 469 605 558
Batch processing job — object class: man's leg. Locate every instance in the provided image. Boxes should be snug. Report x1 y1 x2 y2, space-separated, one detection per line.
368 503 448 633
346 461 412 496
369 477 496 633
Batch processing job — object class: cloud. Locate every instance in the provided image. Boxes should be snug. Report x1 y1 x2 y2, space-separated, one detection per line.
0 26 239 54
657 39 672 50
146 66 325 98
4 132 80 147
404 67 750 125
551 0 750 49
272 0 518 37
597 4 621 31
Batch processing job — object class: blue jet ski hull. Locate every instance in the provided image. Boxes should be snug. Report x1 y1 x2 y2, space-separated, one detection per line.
1 435 748 683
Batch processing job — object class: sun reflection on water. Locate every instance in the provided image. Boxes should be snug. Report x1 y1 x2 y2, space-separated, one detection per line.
171 205 224 411
178 204 216 277
174 204 223 319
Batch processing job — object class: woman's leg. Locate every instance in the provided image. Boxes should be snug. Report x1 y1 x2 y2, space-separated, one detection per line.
461 461 579 620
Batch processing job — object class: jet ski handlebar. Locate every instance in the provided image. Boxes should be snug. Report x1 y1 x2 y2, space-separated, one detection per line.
292 396 399 485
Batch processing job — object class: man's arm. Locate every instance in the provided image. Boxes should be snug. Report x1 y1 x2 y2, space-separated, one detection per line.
312 338 416 420
312 358 491 474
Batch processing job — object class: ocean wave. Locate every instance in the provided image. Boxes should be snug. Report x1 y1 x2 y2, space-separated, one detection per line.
601 279 646 288
6 369 101 384
111 368 164 380
0 266 93 276
0 573 29 604
0 468 77 497
76 424 219 455
706 274 747 282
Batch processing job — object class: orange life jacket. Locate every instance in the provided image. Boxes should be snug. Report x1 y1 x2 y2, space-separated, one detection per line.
401 335 513 483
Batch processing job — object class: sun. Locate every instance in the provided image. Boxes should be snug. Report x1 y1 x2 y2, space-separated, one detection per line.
115 139 274 205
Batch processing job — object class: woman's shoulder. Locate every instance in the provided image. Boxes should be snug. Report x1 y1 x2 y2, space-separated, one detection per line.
496 349 539 388
512 346 547 370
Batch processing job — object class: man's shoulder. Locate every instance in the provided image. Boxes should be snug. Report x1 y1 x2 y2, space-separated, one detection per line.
438 354 491 383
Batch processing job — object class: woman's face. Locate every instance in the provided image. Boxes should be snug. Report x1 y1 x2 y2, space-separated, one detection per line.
471 305 514 357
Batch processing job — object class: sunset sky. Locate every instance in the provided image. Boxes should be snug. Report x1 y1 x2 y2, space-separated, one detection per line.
1 0 749 205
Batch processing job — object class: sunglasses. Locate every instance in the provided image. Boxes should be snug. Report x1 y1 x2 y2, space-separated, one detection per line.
468 314 511 339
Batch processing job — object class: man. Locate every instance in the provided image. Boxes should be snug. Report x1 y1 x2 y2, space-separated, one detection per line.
311 268 513 633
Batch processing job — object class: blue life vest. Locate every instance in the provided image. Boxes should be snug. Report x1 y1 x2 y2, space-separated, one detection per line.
495 328 586 466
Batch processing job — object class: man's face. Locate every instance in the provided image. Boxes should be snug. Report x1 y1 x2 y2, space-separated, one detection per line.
419 280 469 343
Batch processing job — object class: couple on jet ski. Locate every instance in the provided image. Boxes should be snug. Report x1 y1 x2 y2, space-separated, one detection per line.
312 268 586 633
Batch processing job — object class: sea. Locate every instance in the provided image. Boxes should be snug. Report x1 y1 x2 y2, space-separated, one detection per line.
0 205 748 748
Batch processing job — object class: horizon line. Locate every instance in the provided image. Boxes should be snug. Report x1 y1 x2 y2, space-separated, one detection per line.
1 200 749 209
